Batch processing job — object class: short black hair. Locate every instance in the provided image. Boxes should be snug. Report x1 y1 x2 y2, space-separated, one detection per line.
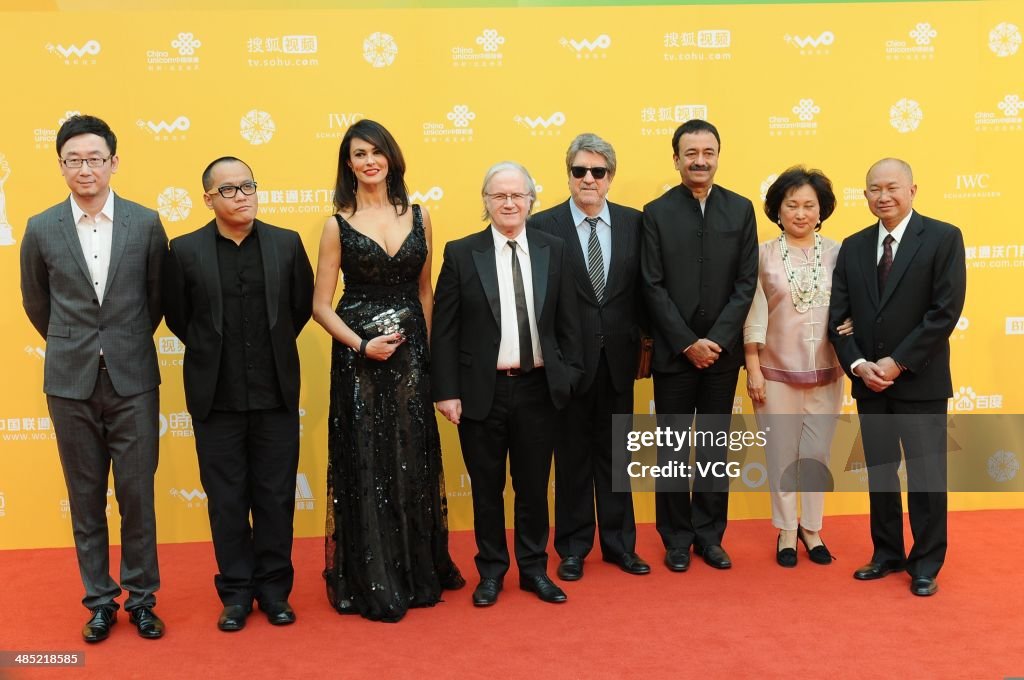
201 156 253 191
672 119 721 156
56 114 117 157
763 166 836 228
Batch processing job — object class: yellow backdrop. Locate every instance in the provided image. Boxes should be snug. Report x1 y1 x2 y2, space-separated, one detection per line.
2 1 1022 549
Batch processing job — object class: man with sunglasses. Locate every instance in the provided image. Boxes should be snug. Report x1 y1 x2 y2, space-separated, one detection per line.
162 157 313 631
21 114 168 642
528 134 650 582
641 120 758 572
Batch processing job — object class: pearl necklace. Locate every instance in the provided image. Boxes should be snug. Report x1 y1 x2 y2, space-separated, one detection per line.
778 232 822 313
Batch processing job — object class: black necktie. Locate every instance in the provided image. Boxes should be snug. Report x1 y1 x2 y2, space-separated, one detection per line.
877 234 895 294
584 217 606 302
508 240 534 372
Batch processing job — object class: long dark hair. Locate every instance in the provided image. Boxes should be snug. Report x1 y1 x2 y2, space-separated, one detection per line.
332 119 409 215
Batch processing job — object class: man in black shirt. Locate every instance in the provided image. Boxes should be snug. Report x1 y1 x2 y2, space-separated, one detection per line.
163 157 313 631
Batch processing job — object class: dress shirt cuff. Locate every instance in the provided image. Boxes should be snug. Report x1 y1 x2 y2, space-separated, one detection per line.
850 358 867 372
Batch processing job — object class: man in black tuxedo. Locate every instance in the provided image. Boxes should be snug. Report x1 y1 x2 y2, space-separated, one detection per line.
828 158 965 596
640 119 758 572
432 161 583 607
163 157 313 629
528 134 650 581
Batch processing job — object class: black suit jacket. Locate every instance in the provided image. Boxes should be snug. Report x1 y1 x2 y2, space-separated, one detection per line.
641 184 758 374
528 199 646 394
431 226 584 421
828 210 966 402
163 219 314 421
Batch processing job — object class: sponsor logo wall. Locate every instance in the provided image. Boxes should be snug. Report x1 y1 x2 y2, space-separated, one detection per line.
1 1 1021 549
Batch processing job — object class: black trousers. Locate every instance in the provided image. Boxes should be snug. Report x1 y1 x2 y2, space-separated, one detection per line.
554 352 637 560
652 366 740 550
193 407 300 606
458 370 557 580
857 396 948 579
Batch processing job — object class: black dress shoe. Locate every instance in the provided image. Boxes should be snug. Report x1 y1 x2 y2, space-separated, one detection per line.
472 578 502 607
217 604 251 632
439 563 467 590
518 574 567 604
260 601 296 626
853 560 905 580
82 606 117 643
910 576 938 597
604 552 651 575
776 533 797 568
664 547 691 572
128 606 165 639
696 544 733 569
797 527 835 565
557 555 584 581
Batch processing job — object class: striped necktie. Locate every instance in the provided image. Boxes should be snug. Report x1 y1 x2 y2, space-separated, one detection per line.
584 216 606 303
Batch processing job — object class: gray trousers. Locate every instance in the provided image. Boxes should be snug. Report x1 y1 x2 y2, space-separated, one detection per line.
47 367 160 612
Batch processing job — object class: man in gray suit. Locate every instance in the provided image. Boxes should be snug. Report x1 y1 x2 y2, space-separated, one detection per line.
20 115 167 643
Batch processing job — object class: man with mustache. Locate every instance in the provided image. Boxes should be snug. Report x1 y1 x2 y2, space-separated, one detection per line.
640 120 758 572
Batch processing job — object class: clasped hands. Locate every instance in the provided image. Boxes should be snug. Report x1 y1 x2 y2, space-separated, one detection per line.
854 356 902 392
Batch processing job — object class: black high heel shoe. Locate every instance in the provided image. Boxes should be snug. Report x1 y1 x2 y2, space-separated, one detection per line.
797 526 835 565
776 532 797 568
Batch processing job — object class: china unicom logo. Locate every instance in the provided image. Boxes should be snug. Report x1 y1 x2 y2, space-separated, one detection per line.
792 99 820 122
514 112 566 130
989 22 1021 57
909 23 937 46
998 94 1023 116
987 450 1019 482
241 109 276 145
476 29 505 53
447 105 476 128
171 32 201 56
47 40 101 58
889 98 923 133
759 174 779 202
363 32 398 68
409 187 444 203
157 188 192 223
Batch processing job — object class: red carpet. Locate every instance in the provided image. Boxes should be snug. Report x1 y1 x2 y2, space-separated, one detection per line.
1 510 1022 679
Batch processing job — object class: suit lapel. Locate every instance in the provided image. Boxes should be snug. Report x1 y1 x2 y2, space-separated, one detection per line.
878 211 923 310
860 225 881 309
471 229 501 328
258 221 280 329
554 202 595 304
56 200 93 287
200 222 224 334
527 229 550 321
104 195 131 288
606 202 627 299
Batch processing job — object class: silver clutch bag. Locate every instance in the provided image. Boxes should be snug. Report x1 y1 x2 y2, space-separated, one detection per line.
360 307 413 337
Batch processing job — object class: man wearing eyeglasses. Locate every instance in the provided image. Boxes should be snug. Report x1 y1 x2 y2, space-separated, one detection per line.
432 161 583 607
641 120 758 572
20 114 168 642
527 134 651 583
162 157 313 631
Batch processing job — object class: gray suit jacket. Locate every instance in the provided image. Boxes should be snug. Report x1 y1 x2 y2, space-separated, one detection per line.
20 194 167 399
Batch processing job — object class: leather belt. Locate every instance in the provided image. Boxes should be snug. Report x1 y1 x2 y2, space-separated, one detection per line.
497 366 544 377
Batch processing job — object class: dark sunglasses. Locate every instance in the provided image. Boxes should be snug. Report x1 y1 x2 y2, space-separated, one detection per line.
570 166 609 180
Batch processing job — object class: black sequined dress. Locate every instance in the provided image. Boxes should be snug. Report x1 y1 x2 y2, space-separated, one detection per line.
325 205 457 622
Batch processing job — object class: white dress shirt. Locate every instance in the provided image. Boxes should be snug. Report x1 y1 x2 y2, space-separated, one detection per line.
70 190 115 305
491 226 544 369
569 199 611 284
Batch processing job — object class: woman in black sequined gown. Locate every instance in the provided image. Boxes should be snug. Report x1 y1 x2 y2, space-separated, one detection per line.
312 120 463 622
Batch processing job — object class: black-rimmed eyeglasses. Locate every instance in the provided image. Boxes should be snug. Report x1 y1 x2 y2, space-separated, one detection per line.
60 157 112 169
207 182 258 199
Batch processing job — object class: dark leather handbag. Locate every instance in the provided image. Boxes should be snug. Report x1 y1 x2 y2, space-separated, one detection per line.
361 307 413 337
635 335 654 380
